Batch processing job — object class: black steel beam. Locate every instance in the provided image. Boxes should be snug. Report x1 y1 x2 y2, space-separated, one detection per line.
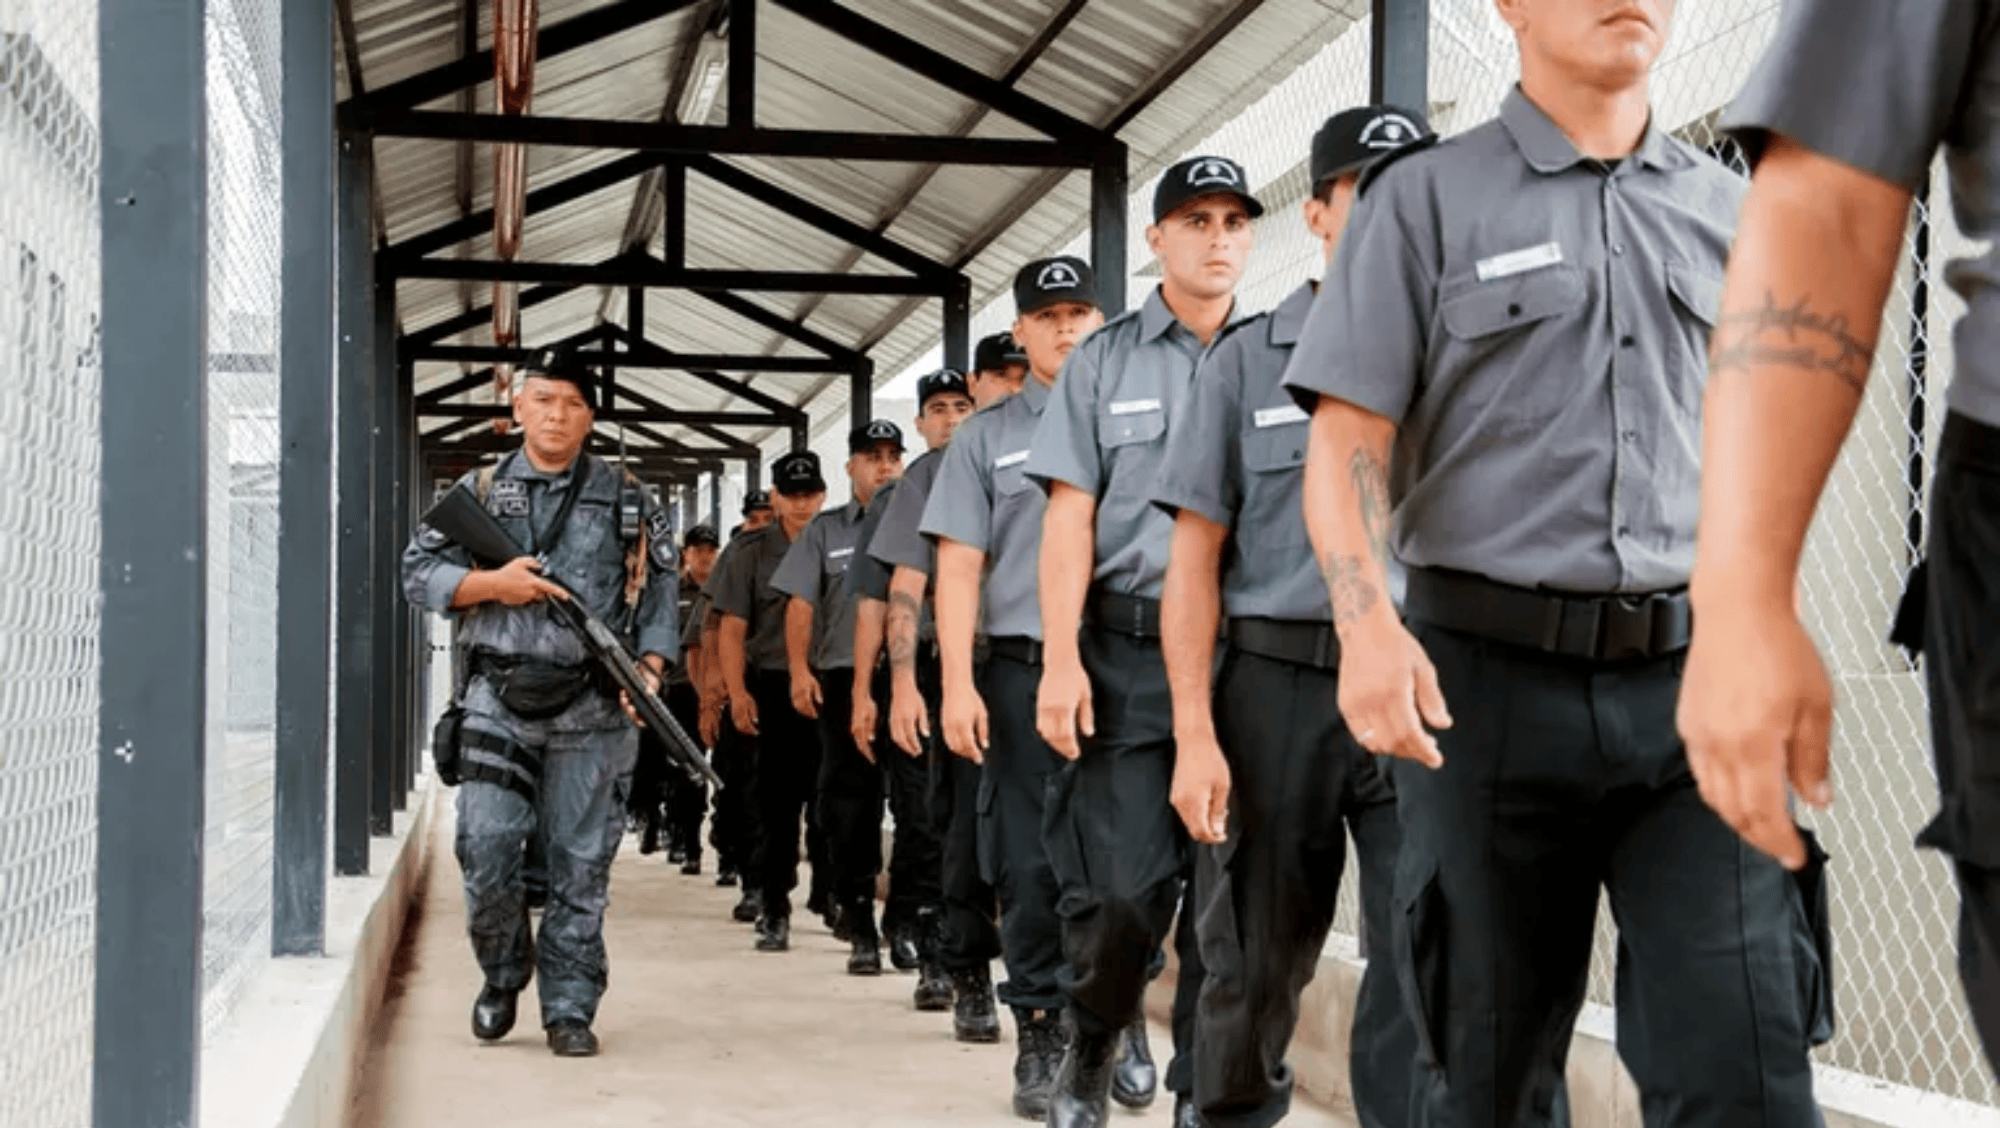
662 163 687 268
1370 0 1428 114
394 257 949 296
423 417 490 444
95 0 207 1119
273 0 337 959
421 403 788 426
401 281 577 349
416 367 500 405
696 290 859 361
1092 141 1130 318
770 0 1095 142
850 359 875 433
333 137 376 876
603 325 808 417
943 277 971 374
338 0 699 128
728 0 755 130
680 421 760 456
1107 0 1274 133
685 155 952 281
384 152 665 264
413 343 840 372
362 112 1095 168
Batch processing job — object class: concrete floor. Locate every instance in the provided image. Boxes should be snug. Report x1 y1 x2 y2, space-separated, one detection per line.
350 804 1355 1128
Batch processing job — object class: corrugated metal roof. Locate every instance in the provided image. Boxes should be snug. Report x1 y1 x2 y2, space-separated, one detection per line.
351 0 1366 462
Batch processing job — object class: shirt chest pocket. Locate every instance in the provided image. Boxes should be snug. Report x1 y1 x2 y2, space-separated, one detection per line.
1240 423 1309 544
822 547 855 585
994 449 1035 497
1438 264 1589 431
1664 263 1722 419
1099 402 1167 450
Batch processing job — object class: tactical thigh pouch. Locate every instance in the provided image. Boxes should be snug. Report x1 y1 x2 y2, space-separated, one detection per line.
431 704 466 786
458 727 541 802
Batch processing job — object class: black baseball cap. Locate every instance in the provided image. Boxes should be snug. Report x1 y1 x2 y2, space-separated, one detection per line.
916 368 972 409
849 418 906 455
772 451 826 497
1153 155 1264 223
741 489 772 515
973 332 1027 371
522 345 600 412
684 524 720 549
1311 105 1432 189
1014 256 1100 316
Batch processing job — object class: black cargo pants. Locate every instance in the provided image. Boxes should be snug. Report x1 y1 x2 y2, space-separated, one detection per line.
816 669 886 916
748 667 825 918
881 651 946 938
935 656 1000 973
980 642 1066 1009
1393 620 1830 1128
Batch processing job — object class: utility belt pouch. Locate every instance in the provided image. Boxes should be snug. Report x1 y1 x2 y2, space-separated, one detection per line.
430 704 466 787
475 650 599 719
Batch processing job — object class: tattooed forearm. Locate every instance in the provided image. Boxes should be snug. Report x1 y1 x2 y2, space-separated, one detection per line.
1711 290 1873 396
1321 552 1379 630
887 591 921 674
1349 447 1390 568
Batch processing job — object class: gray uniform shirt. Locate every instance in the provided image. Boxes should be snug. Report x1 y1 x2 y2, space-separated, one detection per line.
1284 87 1743 594
921 376 1052 640
771 499 870 672
710 523 799 673
401 450 680 729
868 450 944 643
1026 288 1233 599
1725 0 2000 430
849 479 899 604
1153 281 1331 621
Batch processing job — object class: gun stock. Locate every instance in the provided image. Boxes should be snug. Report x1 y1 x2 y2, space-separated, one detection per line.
417 483 723 792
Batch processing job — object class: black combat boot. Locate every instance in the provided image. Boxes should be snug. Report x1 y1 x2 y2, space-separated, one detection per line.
544 1019 599 1057
716 864 739 888
471 984 519 1042
1045 1018 1117 1128
950 964 1002 1043
1111 1020 1157 1109
846 899 883 976
1172 1094 1203 1128
755 913 790 952
1011 1007 1064 1120
732 888 763 923
912 907 953 1010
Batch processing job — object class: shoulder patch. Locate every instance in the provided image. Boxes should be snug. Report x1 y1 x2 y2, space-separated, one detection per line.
1357 132 1441 198
650 534 677 572
646 506 672 542
487 477 530 517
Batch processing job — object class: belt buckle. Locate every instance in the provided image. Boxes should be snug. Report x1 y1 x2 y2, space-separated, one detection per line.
1599 595 1656 661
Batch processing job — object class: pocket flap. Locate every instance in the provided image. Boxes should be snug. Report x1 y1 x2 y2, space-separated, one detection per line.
1242 424 1307 473
1441 265 1587 340
1666 263 1723 326
1100 405 1167 448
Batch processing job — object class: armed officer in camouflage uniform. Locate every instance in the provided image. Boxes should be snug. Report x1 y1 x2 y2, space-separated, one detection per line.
402 356 679 1059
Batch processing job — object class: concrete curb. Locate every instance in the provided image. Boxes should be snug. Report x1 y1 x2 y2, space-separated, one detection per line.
201 777 443 1128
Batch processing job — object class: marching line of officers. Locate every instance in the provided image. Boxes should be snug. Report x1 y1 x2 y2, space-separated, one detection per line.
405 1 2000 1125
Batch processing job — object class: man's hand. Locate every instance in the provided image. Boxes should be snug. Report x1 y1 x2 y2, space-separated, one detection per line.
730 689 760 736
486 556 569 606
941 682 989 764
619 662 664 727
850 686 879 763
699 698 725 746
1338 614 1449 768
1678 600 1835 871
1036 658 1095 761
890 681 930 758
1170 735 1231 845
791 670 823 719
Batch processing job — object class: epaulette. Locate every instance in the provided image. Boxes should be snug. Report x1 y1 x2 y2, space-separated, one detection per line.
1357 132 1441 198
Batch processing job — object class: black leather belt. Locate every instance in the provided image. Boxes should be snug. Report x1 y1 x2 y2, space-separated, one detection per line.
1227 617 1341 670
1088 591 1161 639
1403 568 1690 662
987 635 1044 666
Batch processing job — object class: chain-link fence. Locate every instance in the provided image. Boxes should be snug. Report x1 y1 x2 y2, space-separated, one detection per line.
0 3 101 1125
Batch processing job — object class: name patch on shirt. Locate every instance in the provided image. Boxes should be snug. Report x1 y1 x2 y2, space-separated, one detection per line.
488 478 530 517
1109 398 1162 416
1475 242 1564 282
828 547 854 559
994 450 1030 469
1253 404 1309 428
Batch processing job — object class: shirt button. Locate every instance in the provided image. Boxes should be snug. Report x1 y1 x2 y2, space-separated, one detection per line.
1507 303 1523 317
1613 243 1627 256
1620 334 1636 348
1621 429 1638 442
1617 526 1631 538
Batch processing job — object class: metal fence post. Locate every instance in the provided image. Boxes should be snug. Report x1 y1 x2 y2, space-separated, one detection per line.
371 282 401 833
94 0 208 1120
1370 0 1428 113
333 136 377 874
273 0 338 956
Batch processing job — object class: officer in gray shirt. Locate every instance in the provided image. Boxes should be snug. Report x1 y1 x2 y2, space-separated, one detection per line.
1026 154 1259 1128
1155 107 1428 1128
401 357 678 1059
1284 10 1824 1127
1679 0 2000 1081
712 451 828 954
923 260 1106 1120
771 420 905 975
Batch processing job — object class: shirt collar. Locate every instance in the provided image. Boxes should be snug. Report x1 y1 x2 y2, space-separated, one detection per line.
1270 281 1317 347
1500 85 1687 175
1021 373 1053 415
1138 287 1179 342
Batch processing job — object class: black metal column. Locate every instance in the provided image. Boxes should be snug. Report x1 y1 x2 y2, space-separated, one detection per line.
709 472 723 530
1091 141 1129 318
388 358 411 813
662 164 686 269
95 0 207 1122
745 455 763 495
333 135 377 874
1370 0 1429 114
409 386 427 788
273 0 337 957
850 359 875 432
943 277 970 374
370 283 401 833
